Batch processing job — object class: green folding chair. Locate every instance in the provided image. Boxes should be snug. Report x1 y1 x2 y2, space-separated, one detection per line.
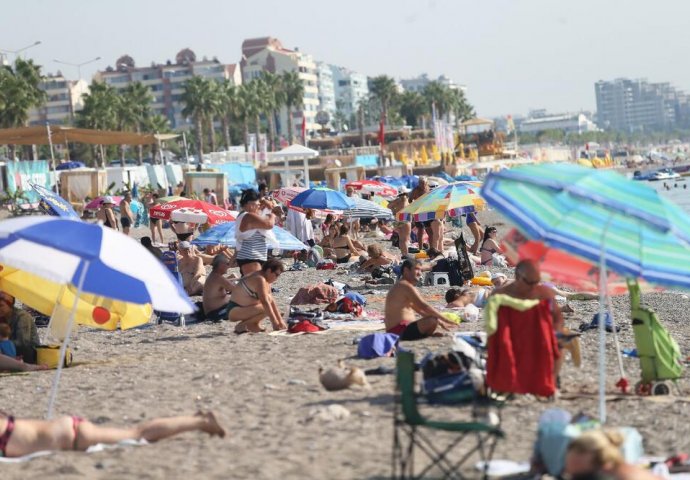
392 351 505 480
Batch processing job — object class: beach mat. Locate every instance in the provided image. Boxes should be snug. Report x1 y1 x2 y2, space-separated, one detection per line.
0 439 148 463
559 393 690 403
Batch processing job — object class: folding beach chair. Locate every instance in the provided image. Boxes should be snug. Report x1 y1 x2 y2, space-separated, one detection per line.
392 351 504 480
155 251 186 326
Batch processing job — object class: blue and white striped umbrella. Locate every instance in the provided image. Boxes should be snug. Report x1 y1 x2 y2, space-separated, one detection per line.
193 221 306 251
348 197 393 220
30 183 80 219
0 217 194 313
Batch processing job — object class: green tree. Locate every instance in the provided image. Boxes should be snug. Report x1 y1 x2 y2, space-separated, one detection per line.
219 80 240 150
260 72 286 151
449 88 474 123
368 75 398 126
121 82 153 164
145 114 171 164
181 76 216 162
237 82 260 152
76 81 119 166
281 71 304 144
398 91 428 127
0 58 46 159
422 81 454 119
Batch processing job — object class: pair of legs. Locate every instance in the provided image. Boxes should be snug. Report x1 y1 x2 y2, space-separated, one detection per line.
5 412 225 458
150 219 164 245
429 219 444 253
395 222 411 255
228 303 267 333
467 222 483 254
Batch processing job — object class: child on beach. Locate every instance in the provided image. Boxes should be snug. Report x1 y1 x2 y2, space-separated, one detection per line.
0 324 16 358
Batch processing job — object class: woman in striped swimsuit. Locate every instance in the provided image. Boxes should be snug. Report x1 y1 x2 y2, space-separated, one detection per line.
235 190 275 276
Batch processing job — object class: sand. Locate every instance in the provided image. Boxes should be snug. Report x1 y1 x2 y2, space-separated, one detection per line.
2 211 690 479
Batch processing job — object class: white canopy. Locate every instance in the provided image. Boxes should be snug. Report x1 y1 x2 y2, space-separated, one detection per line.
271 144 319 159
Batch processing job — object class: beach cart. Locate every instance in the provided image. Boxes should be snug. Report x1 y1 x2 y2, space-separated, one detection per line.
155 251 187 326
628 280 683 395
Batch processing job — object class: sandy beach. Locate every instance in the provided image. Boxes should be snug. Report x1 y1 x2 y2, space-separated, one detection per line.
2 210 690 479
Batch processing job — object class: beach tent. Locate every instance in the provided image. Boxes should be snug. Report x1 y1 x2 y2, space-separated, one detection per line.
0 126 178 146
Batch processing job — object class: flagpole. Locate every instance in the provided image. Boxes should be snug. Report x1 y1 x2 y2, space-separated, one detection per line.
46 123 56 171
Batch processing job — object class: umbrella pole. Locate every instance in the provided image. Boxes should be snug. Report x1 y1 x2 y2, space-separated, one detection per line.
46 260 90 419
607 294 628 393
598 214 614 424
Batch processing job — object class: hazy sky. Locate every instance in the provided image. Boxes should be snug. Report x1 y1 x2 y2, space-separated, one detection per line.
5 0 690 117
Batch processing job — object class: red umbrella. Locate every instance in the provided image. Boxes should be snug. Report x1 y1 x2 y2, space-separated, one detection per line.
344 180 398 198
501 228 649 295
149 199 235 225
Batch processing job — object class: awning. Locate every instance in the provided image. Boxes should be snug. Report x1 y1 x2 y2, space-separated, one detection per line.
0 126 179 146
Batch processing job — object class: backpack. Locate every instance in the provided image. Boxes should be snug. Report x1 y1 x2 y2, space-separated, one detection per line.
432 258 464 286
325 297 363 316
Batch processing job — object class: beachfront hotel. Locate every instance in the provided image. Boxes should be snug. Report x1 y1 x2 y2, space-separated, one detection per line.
27 73 89 126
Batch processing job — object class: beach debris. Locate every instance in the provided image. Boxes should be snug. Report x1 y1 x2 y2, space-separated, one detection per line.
305 404 351 423
319 360 370 391
287 379 307 385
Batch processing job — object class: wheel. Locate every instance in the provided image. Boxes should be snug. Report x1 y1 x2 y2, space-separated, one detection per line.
652 382 671 396
635 381 651 396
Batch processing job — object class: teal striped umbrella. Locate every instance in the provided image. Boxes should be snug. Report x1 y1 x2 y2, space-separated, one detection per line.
481 163 690 423
481 163 690 289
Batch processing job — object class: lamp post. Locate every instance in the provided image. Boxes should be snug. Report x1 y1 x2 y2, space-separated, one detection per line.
53 56 101 81
0 40 41 59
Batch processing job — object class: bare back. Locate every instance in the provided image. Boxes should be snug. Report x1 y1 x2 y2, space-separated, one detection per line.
229 273 265 307
202 272 234 313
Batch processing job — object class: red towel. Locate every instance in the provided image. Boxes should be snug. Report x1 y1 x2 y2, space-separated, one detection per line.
487 299 560 397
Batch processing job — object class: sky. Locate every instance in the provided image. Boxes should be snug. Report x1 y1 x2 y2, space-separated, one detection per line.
5 0 690 118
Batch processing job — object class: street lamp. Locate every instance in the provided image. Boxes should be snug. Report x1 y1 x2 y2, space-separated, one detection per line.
0 40 41 59
53 56 101 81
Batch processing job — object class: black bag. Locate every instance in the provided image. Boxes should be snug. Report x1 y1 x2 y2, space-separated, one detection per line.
454 233 475 281
390 232 399 247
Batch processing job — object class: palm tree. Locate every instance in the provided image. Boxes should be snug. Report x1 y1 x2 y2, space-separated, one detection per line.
368 75 398 126
281 71 304 144
239 80 263 151
260 72 285 151
181 76 216 162
235 83 254 152
144 114 171 164
121 82 153 164
219 80 239 150
449 88 474 124
422 81 455 120
77 81 119 166
398 91 429 128
0 58 46 159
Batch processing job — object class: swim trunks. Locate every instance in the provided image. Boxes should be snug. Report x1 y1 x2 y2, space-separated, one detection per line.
120 217 132 228
205 301 240 322
0 415 15 457
336 254 351 264
387 321 427 341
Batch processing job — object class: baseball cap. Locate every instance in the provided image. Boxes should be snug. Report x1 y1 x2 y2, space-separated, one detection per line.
178 241 192 250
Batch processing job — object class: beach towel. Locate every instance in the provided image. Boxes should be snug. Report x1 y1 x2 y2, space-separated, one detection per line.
485 296 559 397
0 439 149 463
290 284 339 306
357 333 399 359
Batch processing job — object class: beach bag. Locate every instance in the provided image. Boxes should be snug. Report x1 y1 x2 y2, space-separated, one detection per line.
357 333 399 359
287 307 328 333
421 351 476 404
325 297 363 316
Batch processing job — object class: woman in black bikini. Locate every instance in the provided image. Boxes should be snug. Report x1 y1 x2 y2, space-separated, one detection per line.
0 411 224 458
479 226 500 266
332 224 365 264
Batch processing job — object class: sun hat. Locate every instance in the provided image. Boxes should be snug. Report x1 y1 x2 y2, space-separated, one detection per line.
102 196 115 205
178 241 192 250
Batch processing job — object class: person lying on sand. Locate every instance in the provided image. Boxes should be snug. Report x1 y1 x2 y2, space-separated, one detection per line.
445 287 493 309
202 255 238 322
227 259 287 334
359 244 398 272
384 257 457 341
0 411 225 458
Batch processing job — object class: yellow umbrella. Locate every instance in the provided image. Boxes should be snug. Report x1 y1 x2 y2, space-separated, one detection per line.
420 146 429 165
0 265 152 330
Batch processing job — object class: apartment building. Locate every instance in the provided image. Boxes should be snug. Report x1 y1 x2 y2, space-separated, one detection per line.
28 73 89 125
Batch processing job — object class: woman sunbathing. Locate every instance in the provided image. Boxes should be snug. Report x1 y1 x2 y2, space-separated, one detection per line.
331 225 365 264
445 287 492 309
360 244 398 272
0 411 225 458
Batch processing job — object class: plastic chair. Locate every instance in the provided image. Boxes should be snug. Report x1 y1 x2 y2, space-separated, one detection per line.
392 351 504 480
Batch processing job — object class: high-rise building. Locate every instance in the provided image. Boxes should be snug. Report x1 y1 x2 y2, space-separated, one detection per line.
331 65 368 120
316 62 336 119
519 112 599 134
400 73 466 94
28 73 89 125
94 50 241 129
240 37 319 139
595 78 690 132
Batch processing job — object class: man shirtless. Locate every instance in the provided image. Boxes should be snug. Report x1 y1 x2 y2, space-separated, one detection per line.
384 257 456 340
120 192 134 235
178 241 206 295
226 259 287 334
202 255 238 322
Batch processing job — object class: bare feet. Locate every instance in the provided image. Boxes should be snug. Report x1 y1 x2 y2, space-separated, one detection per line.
196 411 226 438
234 321 266 334
24 363 49 371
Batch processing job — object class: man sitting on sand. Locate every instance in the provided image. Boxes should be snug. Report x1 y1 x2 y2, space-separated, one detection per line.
178 241 206 296
0 411 224 458
202 255 238 322
227 259 287 334
384 257 457 340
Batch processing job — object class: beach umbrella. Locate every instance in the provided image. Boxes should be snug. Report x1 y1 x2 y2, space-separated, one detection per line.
149 199 235 225
272 187 340 220
30 183 80 219
397 182 485 222
85 195 123 210
348 197 393 220
345 180 398 198
482 163 690 422
192 221 305 251
290 187 355 211
0 216 194 417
